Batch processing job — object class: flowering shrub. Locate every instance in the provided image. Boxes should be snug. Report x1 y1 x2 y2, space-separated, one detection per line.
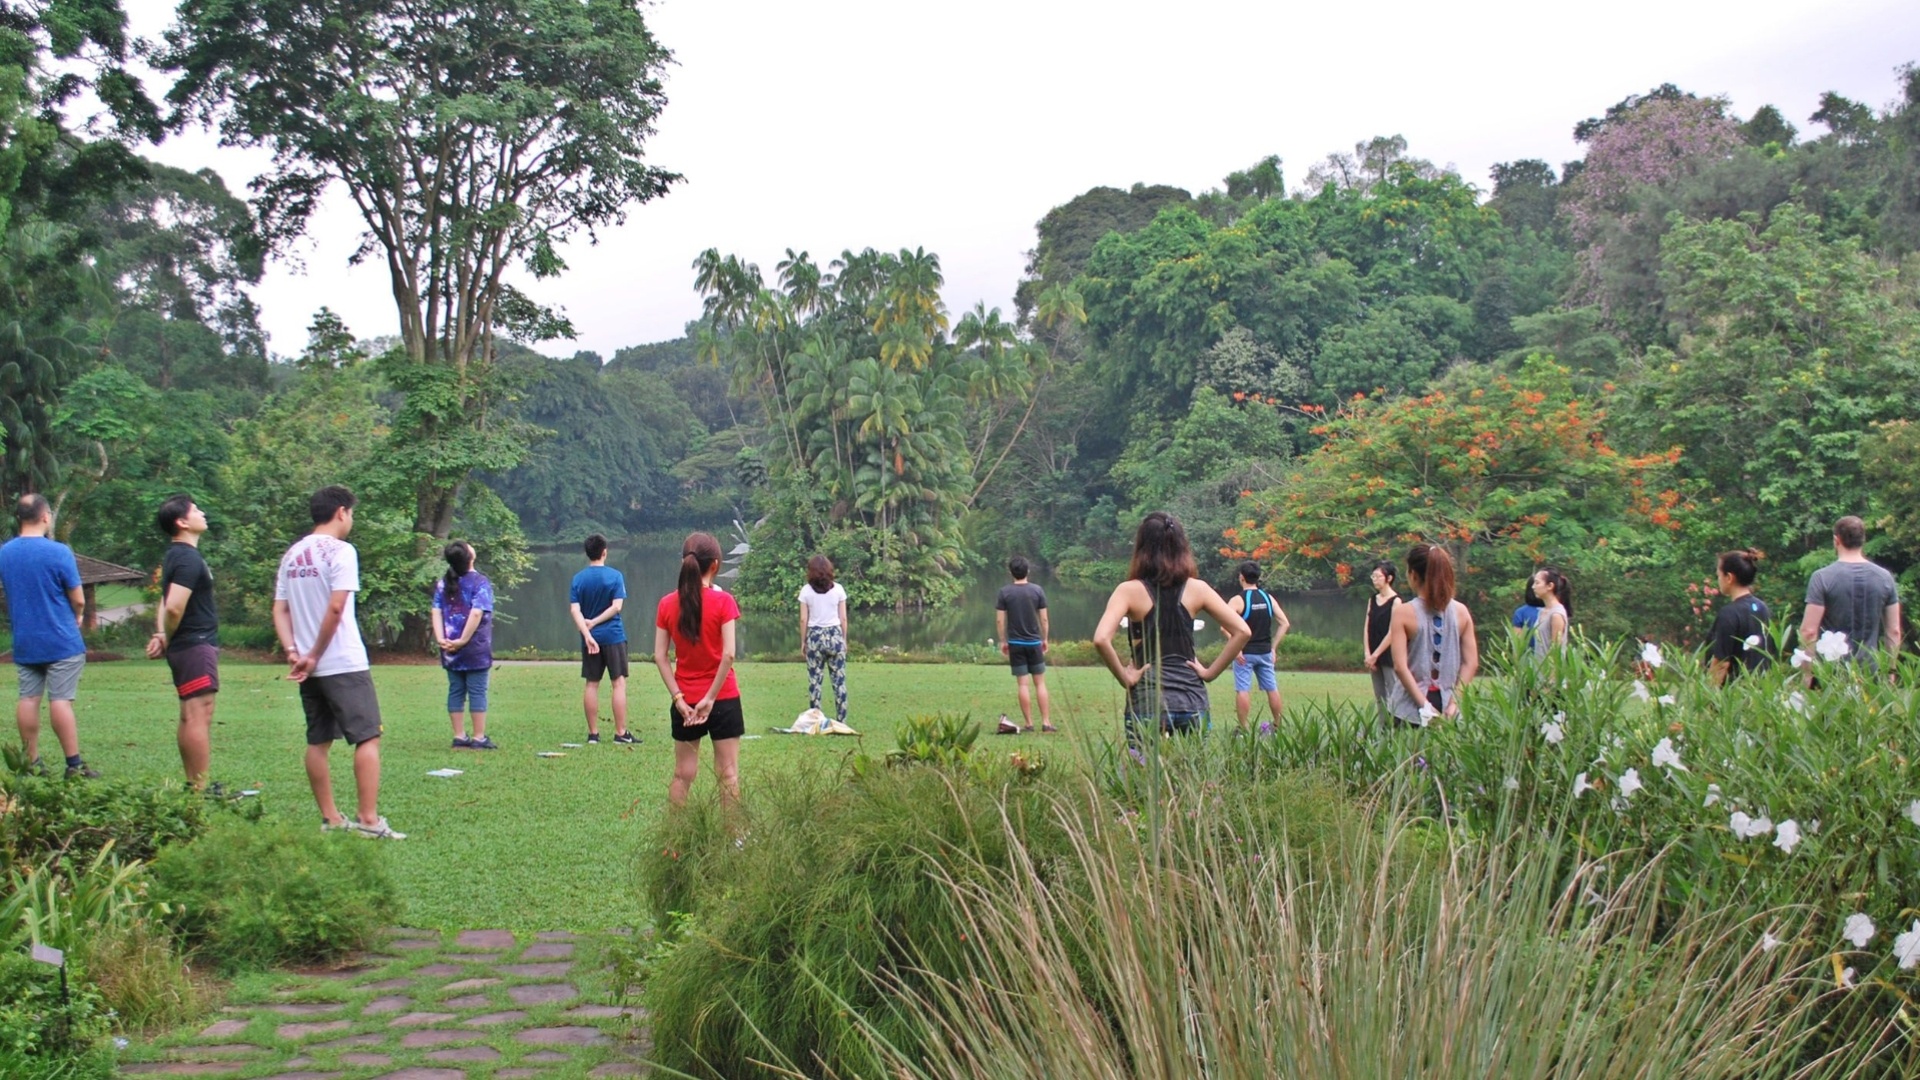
1240 640 1920 987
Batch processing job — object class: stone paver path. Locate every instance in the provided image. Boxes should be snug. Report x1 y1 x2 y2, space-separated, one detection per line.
119 929 649 1078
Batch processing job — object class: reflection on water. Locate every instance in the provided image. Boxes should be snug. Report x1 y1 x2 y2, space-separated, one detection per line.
490 536 1361 657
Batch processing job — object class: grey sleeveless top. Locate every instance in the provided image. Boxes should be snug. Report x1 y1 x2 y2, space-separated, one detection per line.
1386 597 1465 723
1532 603 1567 660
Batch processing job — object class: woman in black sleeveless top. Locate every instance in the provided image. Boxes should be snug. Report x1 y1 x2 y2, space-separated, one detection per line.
1362 561 1401 719
1093 512 1251 750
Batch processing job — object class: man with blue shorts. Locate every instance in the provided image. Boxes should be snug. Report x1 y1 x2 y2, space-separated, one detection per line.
1228 561 1288 733
1 494 96 777
995 556 1053 734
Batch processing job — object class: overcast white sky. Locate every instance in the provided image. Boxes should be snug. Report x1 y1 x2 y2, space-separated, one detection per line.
122 0 1918 360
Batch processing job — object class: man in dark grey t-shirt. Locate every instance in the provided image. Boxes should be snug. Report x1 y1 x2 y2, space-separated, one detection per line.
995 556 1052 733
1800 515 1903 667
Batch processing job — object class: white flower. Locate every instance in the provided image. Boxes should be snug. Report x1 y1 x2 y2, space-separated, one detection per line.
1651 737 1688 772
1540 719 1565 745
1841 966 1857 988
1582 887 1606 907
1895 922 1920 970
1730 811 1774 840
1785 691 1808 715
1415 702 1438 727
1573 772 1593 797
1844 912 1876 948
1641 640 1665 669
1790 648 1812 669
1773 819 1802 854
1704 783 1722 807
1657 694 1677 707
1631 680 1652 703
1617 768 1643 799
1503 776 1520 791
1816 629 1851 662
1119 616 1129 629
1193 618 1205 632
1744 633 1763 651
1761 930 1782 953
1905 799 1920 828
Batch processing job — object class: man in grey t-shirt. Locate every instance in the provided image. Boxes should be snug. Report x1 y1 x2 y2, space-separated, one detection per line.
1800 515 1903 666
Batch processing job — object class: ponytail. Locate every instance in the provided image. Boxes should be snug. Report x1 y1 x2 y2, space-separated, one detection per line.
1407 543 1456 610
442 541 473 606
677 532 722 641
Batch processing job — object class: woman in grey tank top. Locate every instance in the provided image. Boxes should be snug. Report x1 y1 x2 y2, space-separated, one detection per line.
1093 512 1252 747
1385 544 1481 725
1530 568 1570 660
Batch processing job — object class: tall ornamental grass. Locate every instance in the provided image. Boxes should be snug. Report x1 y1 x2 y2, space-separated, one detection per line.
843 778 1907 1079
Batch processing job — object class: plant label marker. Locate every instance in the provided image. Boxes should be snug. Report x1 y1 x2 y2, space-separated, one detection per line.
30 943 63 967
426 768 465 778
537 751 566 758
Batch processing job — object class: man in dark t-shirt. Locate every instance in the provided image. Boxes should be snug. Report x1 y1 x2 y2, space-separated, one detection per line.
1800 515 1903 673
995 556 1052 733
147 494 220 788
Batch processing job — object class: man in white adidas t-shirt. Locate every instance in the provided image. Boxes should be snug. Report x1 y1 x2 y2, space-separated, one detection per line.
272 485 404 839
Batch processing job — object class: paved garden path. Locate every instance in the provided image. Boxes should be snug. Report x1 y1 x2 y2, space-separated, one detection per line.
118 928 650 1079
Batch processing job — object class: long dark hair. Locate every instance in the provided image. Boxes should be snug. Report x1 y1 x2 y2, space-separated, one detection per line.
677 532 722 641
1407 544 1456 610
806 554 835 593
442 541 473 604
1127 511 1197 589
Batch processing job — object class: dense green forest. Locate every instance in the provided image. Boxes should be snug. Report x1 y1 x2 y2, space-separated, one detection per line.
5 0 1917 643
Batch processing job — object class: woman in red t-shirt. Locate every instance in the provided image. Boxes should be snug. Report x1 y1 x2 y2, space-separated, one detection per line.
652 532 743 805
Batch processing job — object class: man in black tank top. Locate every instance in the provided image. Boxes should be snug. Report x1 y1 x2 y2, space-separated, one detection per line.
1227 562 1287 732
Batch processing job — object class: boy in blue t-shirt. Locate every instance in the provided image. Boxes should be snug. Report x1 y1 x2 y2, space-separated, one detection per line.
568 534 633 744
0 494 96 777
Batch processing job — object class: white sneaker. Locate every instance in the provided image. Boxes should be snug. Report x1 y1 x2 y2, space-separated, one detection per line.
349 816 407 840
320 818 350 834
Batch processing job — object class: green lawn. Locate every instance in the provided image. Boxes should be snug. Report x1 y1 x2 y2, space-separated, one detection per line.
14 658 1372 931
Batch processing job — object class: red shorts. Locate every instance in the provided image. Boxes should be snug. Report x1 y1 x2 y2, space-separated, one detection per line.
166 644 220 700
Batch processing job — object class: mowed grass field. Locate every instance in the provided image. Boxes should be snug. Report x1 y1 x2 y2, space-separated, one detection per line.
10 658 1372 931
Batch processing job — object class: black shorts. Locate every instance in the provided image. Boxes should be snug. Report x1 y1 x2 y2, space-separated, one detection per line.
581 640 630 682
167 644 220 700
300 670 384 746
1007 642 1046 677
670 696 744 742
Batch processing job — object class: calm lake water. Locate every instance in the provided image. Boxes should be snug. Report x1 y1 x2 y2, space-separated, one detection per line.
490 535 1359 657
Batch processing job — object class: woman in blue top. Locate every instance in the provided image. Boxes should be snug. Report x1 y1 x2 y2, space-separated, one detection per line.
432 541 496 749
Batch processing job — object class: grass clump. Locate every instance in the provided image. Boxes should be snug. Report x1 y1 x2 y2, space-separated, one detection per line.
0 950 114 1080
149 819 398 973
0 755 213 873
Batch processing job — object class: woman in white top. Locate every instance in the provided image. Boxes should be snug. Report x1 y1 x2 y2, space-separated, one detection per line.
1530 567 1571 659
798 555 850 723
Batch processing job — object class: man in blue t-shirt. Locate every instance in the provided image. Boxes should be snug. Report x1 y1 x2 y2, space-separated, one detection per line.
0 494 97 777
569 534 633 744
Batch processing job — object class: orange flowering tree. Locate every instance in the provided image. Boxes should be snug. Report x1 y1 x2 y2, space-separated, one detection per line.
1226 355 1693 638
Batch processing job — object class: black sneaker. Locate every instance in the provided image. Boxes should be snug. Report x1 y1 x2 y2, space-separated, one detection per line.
612 731 637 744
587 732 601 744
469 736 498 750
452 735 473 749
65 762 101 780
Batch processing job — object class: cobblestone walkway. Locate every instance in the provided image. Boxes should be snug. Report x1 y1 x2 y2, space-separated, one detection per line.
118 929 649 1079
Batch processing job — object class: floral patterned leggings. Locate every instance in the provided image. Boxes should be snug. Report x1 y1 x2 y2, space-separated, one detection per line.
805 625 848 723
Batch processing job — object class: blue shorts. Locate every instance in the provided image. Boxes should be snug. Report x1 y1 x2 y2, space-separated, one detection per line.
447 668 491 714
1233 652 1277 693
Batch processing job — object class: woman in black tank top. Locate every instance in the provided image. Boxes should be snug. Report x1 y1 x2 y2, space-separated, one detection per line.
1364 561 1402 719
1093 513 1252 750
